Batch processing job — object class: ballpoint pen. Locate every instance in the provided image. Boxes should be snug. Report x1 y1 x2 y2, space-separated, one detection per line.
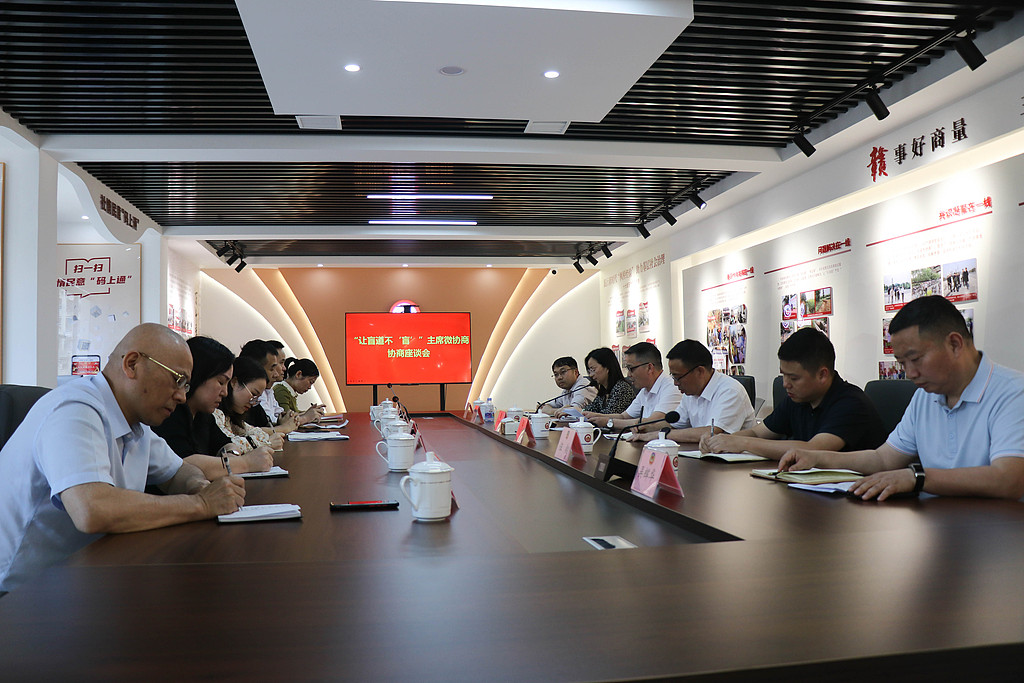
221 452 242 510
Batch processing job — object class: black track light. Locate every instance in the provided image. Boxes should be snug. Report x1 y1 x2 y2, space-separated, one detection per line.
865 87 889 121
235 260 247 273
225 253 239 266
586 253 599 266
637 222 651 239
954 32 986 71
690 193 707 210
660 209 677 226
793 132 816 157
601 244 612 259
573 260 585 274
216 243 232 257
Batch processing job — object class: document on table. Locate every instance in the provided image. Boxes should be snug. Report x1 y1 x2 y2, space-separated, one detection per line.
240 466 288 479
788 481 856 495
314 417 348 428
217 504 302 523
751 468 863 484
287 431 349 441
679 450 769 463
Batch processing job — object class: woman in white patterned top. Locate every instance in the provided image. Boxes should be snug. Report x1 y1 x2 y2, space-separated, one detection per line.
213 356 282 453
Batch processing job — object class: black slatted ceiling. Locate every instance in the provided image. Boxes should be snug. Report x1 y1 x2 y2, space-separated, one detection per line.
0 1 1017 260
0 1 1013 140
77 162 730 229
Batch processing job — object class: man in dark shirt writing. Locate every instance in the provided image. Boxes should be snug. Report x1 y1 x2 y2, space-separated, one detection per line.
700 328 886 460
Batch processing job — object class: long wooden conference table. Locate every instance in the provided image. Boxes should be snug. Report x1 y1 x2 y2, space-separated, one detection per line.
2 412 1024 681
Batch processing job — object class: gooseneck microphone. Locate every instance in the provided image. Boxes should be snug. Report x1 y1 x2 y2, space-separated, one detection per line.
536 377 595 410
387 383 410 422
600 410 680 482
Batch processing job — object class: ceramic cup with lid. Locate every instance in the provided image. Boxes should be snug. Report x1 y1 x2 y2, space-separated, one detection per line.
646 434 681 477
569 420 603 453
529 413 552 438
376 432 417 472
399 453 455 522
373 410 401 433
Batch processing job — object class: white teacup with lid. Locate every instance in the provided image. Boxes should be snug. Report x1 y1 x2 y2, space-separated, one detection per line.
373 409 401 433
529 412 552 438
399 452 455 522
646 432 681 476
376 432 417 472
569 420 603 453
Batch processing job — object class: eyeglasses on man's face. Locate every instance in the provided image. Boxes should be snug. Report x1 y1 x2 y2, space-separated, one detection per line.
671 365 699 384
552 367 574 379
623 361 651 375
138 353 190 393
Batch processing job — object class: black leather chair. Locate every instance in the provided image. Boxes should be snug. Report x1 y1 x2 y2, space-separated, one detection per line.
0 384 50 449
732 374 756 407
772 375 786 411
864 379 918 436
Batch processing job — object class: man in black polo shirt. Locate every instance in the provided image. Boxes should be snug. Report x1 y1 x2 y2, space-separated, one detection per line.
699 328 885 461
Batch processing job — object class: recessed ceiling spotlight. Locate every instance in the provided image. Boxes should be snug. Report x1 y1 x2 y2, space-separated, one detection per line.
317 263 324 268
544 70 560 79
81 215 89 220
402 264 409 268
439 66 465 76
486 264 493 268
344 64 360 72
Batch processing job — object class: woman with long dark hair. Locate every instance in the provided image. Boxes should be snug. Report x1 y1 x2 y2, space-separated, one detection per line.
579 347 636 415
153 336 273 477
213 356 283 454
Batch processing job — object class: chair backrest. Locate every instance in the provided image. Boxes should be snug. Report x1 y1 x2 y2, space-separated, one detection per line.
772 375 786 412
863 379 918 436
731 374 756 407
0 384 50 449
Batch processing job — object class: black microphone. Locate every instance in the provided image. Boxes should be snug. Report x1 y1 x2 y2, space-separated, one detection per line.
599 410 680 482
536 377 595 410
391 394 410 422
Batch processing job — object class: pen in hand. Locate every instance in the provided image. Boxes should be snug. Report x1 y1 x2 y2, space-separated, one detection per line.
221 452 243 511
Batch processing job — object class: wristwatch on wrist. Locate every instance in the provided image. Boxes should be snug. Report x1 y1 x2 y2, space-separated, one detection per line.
607 419 614 430
908 462 926 495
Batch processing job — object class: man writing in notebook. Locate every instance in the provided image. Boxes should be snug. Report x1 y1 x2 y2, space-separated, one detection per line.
700 327 885 460
584 342 682 430
0 324 245 594
635 340 755 443
778 296 1024 500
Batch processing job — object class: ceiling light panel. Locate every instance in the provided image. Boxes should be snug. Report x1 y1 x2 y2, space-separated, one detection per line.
237 0 693 122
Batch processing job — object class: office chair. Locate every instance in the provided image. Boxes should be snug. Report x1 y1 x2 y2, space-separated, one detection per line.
772 375 786 412
864 379 918 436
0 384 50 449
732 374 756 407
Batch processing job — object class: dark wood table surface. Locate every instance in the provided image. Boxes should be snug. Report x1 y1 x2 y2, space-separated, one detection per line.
2 412 1024 681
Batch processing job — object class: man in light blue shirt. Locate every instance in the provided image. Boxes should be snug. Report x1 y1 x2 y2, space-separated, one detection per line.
779 296 1024 501
0 323 246 594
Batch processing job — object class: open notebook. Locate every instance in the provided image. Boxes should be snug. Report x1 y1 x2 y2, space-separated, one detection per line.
218 504 302 523
679 450 769 463
240 466 288 479
287 431 349 441
751 468 863 484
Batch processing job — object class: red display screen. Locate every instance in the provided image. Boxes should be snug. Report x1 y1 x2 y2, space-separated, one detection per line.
345 312 472 385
